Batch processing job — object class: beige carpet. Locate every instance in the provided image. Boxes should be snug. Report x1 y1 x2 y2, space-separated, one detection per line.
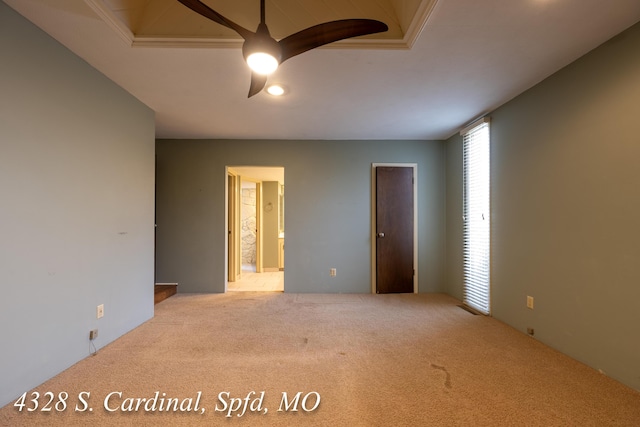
2 293 639 426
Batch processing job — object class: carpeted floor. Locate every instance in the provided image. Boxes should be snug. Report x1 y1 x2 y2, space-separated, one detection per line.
1 292 639 426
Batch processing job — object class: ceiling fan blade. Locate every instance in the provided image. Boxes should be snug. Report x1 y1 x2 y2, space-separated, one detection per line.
279 19 388 63
177 0 253 40
248 73 268 98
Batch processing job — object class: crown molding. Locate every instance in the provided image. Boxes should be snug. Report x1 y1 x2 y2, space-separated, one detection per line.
403 0 439 49
85 0 436 51
84 0 134 46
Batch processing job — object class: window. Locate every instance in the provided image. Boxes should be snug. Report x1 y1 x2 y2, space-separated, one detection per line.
462 118 491 314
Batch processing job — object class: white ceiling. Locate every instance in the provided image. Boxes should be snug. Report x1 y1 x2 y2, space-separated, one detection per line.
5 0 640 140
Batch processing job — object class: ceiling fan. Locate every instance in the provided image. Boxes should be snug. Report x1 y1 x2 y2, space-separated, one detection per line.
177 0 389 97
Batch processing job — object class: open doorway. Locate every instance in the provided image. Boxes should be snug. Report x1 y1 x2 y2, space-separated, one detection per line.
226 166 284 292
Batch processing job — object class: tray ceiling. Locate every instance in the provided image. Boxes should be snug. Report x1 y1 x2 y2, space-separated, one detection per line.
87 0 437 48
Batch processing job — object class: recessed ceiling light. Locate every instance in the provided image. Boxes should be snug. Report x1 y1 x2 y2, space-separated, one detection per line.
267 85 285 96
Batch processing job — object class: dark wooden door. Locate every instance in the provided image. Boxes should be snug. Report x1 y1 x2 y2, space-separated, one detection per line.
376 167 414 293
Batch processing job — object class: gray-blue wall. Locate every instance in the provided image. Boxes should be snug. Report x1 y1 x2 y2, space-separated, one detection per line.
446 22 640 391
156 139 446 294
0 3 156 407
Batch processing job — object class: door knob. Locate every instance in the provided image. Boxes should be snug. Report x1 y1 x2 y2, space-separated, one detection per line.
377 232 385 238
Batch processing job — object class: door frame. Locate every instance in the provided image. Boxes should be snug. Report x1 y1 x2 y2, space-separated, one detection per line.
255 182 263 274
371 163 418 294
226 169 241 285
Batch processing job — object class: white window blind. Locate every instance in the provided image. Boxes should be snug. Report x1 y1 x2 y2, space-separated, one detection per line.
462 119 490 314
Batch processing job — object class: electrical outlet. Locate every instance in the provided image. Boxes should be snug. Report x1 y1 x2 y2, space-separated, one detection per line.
89 329 98 340
330 268 337 277
526 296 534 310
97 304 104 319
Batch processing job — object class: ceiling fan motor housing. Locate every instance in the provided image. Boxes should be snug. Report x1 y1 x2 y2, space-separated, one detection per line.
242 23 282 68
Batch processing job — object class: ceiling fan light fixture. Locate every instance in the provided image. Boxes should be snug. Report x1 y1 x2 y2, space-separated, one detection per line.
246 52 279 75
243 22 282 75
